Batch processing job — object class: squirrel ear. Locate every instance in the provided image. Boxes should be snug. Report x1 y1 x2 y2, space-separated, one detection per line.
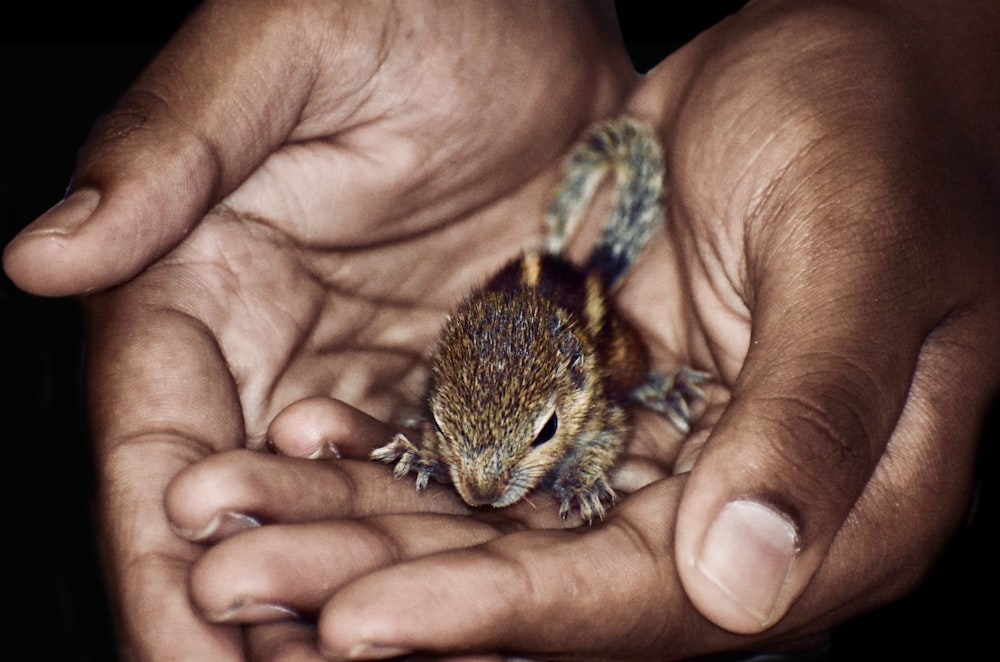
556 335 586 390
568 352 587 390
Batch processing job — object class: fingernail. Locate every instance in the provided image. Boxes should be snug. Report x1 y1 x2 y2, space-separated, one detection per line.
307 442 342 460
212 599 299 623
344 643 411 660
22 188 100 237
696 500 799 626
177 511 261 542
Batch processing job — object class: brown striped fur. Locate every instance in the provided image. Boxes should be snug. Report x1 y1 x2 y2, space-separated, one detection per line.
371 118 707 521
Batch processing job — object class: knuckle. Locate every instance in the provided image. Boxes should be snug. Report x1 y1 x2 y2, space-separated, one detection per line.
749 381 882 526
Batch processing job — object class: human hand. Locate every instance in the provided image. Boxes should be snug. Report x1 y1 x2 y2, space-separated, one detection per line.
647 0 999 637
8 0 998 659
2 1 637 658
165 1 1000 659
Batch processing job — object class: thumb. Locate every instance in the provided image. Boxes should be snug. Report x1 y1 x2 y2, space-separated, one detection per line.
3 2 325 296
673 213 951 633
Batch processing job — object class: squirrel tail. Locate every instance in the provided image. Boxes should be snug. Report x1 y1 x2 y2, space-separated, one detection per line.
544 117 666 288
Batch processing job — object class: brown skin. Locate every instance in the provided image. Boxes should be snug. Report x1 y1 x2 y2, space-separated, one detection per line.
5 0 999 660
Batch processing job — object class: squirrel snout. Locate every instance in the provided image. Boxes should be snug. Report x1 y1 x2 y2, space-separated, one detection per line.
448 457 518 508
457 480 507 508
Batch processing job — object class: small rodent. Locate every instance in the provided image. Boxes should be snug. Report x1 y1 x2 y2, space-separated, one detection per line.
371 118 707 522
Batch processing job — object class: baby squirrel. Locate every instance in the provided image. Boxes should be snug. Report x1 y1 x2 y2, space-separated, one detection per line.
371 118 707 522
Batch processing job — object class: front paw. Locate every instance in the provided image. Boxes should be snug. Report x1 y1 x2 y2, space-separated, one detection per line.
370 432 446 491
631 367 710 433
554 477 616 523
371 433 427 488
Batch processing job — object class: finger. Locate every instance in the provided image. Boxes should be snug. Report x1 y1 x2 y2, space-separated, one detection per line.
672 172 975 634
165 449 471 541
785 307 997 626
2 1 329 296
674 254 943 633
245 626 513 662
190 515 502 623
116 566 245 661
246 621 325 662
267 397 682 513
315 481 746 661
267 396 395 460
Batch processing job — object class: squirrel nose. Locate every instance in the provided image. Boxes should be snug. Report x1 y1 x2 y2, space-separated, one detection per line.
458 479 507 508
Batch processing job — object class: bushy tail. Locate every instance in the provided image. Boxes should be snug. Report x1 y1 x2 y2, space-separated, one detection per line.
544 118 666 288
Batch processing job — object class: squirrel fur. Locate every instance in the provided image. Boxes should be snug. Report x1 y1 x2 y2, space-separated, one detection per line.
371 118 706 522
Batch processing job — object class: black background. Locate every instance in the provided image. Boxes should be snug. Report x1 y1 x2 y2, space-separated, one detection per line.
2 3 994 659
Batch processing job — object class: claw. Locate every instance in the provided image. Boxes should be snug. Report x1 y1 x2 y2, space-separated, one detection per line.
631 367 710 433
371 432 447 493
414 467 431 491
557 479 616 523
371 433 420 483
370 432 416 464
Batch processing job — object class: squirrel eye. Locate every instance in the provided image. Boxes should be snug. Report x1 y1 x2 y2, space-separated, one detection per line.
532 412 559 447
429 413 446 437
